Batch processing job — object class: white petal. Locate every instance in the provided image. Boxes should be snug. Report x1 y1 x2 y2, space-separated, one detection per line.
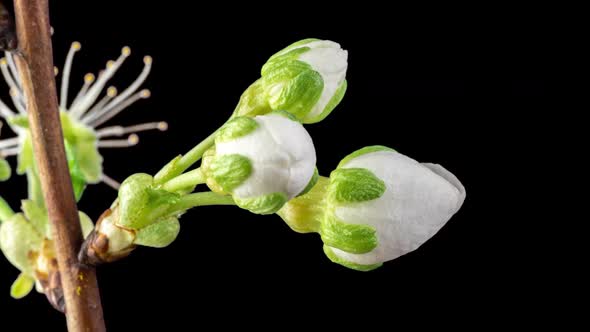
215 114 316 199
332 150 465 265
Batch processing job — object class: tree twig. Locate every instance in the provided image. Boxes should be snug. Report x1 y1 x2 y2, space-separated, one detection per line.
12 1 106 331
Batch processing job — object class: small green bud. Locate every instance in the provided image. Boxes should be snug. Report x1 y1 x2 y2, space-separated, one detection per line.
234 39 348 124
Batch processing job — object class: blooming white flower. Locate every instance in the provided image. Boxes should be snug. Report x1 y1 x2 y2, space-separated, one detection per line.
203 112 317 214
233 38 348 124
0 42 167 189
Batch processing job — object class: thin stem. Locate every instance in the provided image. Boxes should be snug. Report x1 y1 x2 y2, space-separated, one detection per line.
0 196 15 223
161 168 205 192
154 130 217 184
12 1 105 331
169 191 235 214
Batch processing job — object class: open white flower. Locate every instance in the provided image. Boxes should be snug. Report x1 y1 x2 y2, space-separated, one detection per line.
203 112 317 214
0 42 167 189
233 38 348 124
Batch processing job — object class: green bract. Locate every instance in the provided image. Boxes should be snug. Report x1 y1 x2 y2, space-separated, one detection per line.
233 39 348 124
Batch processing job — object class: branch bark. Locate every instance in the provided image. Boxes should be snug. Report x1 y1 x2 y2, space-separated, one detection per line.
12 1 106 331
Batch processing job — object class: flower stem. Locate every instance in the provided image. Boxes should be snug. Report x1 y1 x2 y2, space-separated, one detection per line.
161 167 205 193
169 191 234 214
12 0 105 330
0 196 15 223
154 129 217 185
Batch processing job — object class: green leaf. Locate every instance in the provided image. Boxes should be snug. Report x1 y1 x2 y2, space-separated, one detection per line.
208 154 252 193
10 273 35 299
216 117 258 143
234 192 288 215
323 245 382 272
134 217 180 248
328 168 385 204
232 79 273 118
320 214 377 254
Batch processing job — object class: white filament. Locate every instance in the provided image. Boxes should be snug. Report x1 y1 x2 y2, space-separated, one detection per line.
96 121 167 138
60 41 81 109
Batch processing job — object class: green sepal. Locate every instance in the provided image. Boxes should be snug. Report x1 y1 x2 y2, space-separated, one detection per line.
0 213 42 274
118 173 181 229
262 61 323 120
0 158 11 181
323 245 382 272
297 167 319 197
328 168 385 204
306 79 347 124
216 117 258 143
201 147 226 194
320 214 377 254
269 110 298 121
10 273 35 299
7 114 29 128
78 211 94 239
337 145 396 168
21 200 49 239
267 38 318 61
232 79 273 118
64 140 87 201
16 132 33 175
154 155 182 185
208 154 252 193
134 216 180 248
26 171 44 208
60 112 102 183
234 192 287 215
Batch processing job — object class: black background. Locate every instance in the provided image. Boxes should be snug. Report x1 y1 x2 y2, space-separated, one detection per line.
0 1 547 330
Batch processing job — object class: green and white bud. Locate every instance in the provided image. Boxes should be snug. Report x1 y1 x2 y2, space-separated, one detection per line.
234 39 348 124
203 112 316 214
79 173 182 265
278 146 465 271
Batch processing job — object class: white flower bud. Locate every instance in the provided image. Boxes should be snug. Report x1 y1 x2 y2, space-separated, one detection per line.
322 146 466 270
203 112 316 214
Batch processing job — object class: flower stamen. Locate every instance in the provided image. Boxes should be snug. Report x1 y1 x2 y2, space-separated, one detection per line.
97 134 139 148
101 173 121 190
60 41 81 110
96 121 167 138
85 89 150 127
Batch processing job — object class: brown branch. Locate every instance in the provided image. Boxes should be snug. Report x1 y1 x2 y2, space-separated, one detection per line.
12 1 106 331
